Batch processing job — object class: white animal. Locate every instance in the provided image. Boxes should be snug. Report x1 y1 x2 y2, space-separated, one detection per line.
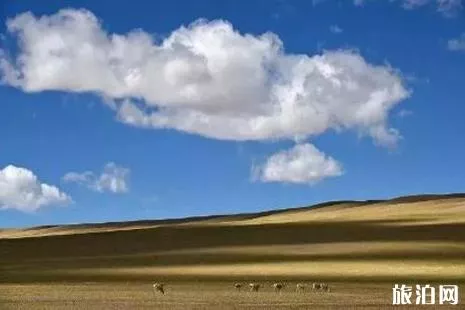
249 283 260 292
320 283 329 292
296 283 306 292
272 282 284 292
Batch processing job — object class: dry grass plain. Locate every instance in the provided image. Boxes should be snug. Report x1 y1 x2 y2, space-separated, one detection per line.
2 282 460 309
1 194 464 309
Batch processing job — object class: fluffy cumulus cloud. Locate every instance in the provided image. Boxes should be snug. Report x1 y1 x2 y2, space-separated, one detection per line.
0 9 412 184
448 33 465 51
0 9 409 148
63 162 130 193
0 165 71 212
253 143 343 184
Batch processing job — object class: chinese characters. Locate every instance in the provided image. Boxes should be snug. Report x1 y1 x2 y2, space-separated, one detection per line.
393 284 459 305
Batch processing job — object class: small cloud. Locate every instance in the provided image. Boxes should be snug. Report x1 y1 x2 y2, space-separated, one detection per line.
353 0 462 16
353 0 379 6
399 0 462 16
63 162 130 194
368 125 402 149
401 0 430 9
448 33 465 51
330 25 343 34
0 165 71 212
271 0 296 19
437 0 463 17
398 109 413 118
252 143 343 185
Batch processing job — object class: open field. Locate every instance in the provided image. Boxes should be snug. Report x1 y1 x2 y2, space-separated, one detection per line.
1 194 464 308
1 282 462 310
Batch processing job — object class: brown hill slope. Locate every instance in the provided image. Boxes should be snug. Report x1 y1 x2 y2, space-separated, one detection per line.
2 193 464 239
0 193 464 283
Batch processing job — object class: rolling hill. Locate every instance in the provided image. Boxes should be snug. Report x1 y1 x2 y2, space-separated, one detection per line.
1 193 465 283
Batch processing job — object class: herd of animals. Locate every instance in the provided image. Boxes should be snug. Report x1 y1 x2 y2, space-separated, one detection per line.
152 282 331 295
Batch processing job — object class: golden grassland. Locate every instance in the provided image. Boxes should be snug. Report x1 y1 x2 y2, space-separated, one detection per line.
2 282 460 309
0 194 464 309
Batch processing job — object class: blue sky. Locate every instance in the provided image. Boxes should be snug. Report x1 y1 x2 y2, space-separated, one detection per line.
0 0 464 228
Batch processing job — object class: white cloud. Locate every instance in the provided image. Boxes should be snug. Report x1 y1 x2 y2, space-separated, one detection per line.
436 0 463 16
353 0 462 16
398 109 413 118
0 9 413 184
330 25 343 34
0 9 409 147
399 0 462 15
253 143 343 184
63 162 130 194
448 33 465 51
0 165 71 212
401 0 430 9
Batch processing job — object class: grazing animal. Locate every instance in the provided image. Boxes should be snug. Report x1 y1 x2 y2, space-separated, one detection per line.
272 282 284 292
312 283 321 290
296 283 306 292
249 283 260 292
320 283 329 292
153 283 165 295
234 283 242 290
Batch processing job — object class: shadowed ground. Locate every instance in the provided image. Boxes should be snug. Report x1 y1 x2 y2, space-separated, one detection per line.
0 194 464 308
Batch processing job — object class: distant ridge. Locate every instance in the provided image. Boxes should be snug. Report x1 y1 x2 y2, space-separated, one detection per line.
386 193 465 204
12 192 465 231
